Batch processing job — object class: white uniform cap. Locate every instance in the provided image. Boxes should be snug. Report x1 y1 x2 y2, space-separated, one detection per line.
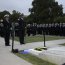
4 14 9 18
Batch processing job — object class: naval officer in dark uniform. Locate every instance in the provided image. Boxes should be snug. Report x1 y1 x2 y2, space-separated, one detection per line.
3 14 11 46
18 16 25 44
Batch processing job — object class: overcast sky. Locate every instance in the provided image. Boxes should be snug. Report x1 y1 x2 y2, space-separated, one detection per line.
0 0 65 15
56 0 65 13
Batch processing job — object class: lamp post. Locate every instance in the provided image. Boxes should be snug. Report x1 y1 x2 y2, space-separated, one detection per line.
43 24 46 47
11 22 15 52
44 31 46 47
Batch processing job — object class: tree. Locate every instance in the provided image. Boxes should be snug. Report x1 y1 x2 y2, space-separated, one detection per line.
0 10 11 19
24 14 34 24
54 16 65 23
29 0 63 23
10 10 22 22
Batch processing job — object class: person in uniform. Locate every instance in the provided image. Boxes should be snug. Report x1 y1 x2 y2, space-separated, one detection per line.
26 24 31 36
3 14 11 46
18 16 25 44
32 23 37 36
0 19 4 37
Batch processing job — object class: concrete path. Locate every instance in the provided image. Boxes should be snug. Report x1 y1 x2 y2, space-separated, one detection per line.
0 37 65 65
14 39 65 50
0 37 33 65
39 46 65 65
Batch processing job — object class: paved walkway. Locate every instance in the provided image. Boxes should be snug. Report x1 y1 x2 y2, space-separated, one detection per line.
0 37 65 65
14 39 65 50
39 46 65 65
0 37 33 65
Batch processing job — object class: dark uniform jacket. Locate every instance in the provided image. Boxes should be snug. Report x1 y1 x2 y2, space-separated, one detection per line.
3 19 11 36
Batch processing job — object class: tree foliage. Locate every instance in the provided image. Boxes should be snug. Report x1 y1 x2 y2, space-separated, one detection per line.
0 10 11 19
54 16 65 23
29 0 63 23
10 10 21 22
0 10 24 22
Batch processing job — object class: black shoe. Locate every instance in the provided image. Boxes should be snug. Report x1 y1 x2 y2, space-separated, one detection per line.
20 43 25 45
5 45 11 46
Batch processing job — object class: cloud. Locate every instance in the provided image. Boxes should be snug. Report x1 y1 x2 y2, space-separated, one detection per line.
55 0 65 13
0 0 33 15
0 0 65 15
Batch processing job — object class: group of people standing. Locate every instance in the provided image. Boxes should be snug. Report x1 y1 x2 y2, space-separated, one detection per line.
26 23 65 36
0 14 25 46
0 14 65 46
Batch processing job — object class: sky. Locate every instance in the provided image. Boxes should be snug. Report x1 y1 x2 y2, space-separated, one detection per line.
0 0 33 15
0 0 65 15
55 0 65 13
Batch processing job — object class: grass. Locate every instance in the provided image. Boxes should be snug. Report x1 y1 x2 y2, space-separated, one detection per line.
14 35 64 65
15 53 56 65
14 35 65 43
60 43 65 46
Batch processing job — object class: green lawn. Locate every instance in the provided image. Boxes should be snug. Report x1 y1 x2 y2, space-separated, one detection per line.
60 43 65 46
14 35 65 65
15 53 56 65
14 35 65 43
